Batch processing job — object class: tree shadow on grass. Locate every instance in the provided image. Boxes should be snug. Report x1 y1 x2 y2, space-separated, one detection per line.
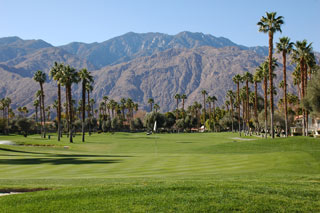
0 158 123 165
0 147 133 158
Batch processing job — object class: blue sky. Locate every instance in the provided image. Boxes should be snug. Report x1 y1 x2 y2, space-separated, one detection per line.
1 0 319 51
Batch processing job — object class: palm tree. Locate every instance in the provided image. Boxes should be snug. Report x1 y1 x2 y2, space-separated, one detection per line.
258 11 284 138
181 94 187 110
233 74 243 135
240 87 247 133
226 90 235 132
211 95 217 131
292 40 314 136
276 37 293 137
79 68 94 142
60 65 79 143
3 97 11 132
148 98 154 112
253 70 262 130
102 96 108 119
174 94 180 119
243 72 253 132
259 59 278 138
206 96 213 127
33 99 39 133
50 62 64 141
154 104 160 113
86 83 94 136
201 90 208 120
33 70 47 138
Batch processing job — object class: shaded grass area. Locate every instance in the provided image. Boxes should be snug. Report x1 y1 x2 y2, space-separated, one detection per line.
0 132 320 212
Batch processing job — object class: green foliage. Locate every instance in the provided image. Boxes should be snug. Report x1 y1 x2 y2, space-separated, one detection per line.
130 118 143 131
144 112 165 130
0 118 7 133
16 118 35 137
303 72 320 116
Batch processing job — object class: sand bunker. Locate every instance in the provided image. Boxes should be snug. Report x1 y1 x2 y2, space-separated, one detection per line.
231 137 256 141
0 141 15 145
0 192 23 197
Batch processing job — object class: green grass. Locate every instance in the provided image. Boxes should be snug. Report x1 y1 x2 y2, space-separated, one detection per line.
0 132 320 212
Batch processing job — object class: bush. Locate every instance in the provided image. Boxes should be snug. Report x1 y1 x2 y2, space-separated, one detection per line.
17 118 35 137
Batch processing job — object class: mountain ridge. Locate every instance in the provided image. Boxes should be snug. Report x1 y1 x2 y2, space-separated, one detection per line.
0 32 317 115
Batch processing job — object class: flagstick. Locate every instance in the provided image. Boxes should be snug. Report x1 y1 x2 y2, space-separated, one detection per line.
154 121 157 155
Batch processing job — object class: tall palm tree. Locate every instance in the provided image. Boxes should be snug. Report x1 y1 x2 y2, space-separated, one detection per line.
60 65 79 143
33 99 39 133
3 97 11 132
86 83 94 136
253 69 262 130
206 96 213 127
292 40 314 136
174 94 180 119
226 90 235 132
181 94 187 110
211 95 217 131
276 37 294 137
201 90 208 119
259 59 278 138
233 74 243 135
79 68 93 142
148 98 154 112
33 70 47 138
242 72 253 132
103 96 109 119
49 62 64 141
258 11 284 138
240 87 247 133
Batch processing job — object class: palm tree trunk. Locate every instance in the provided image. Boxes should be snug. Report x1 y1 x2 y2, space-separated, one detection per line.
282 52 288 137
300 58 305 136
57 84 61 141
242 100 245 134
213 102 216 132
268 32 274 138
65 88 69 137
39 96 43 136
68 85 73 143
254 81 259 131
35 105 38 134
246 80 249 133
203 95 206 120
237 83 241 136
264 77 268 138
82 81 86 142
40 83 46 138
230 99 234 132
87 91 91 136
304 62 308 136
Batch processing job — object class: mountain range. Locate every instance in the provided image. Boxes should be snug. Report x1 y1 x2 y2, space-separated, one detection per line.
0 32 317 114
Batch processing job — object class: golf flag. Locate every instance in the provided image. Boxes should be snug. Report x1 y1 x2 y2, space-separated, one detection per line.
153 121 157 131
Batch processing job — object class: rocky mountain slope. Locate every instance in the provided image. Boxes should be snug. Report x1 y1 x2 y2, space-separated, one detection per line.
59 31 268 68
0 32 317 114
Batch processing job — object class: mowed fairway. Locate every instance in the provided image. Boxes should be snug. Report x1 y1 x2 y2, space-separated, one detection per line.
0 132 320 212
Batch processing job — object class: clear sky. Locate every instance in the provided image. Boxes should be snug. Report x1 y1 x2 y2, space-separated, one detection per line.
1 0 319 51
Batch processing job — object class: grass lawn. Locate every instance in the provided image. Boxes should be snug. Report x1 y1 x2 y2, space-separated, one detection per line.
0 132 320 212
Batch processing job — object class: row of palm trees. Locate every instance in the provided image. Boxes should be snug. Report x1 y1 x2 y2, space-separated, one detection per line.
224 12 318 138
256 11 318 138
98 96 139 125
